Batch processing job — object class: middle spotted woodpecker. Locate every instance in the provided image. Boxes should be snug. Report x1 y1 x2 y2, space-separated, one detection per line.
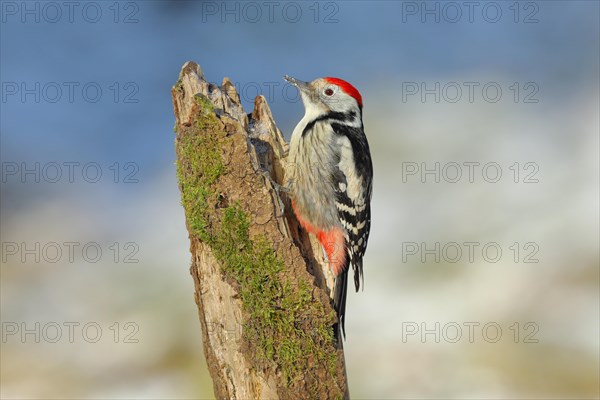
283 75 373 339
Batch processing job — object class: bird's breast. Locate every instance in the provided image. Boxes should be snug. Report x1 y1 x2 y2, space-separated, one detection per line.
286 121 340 230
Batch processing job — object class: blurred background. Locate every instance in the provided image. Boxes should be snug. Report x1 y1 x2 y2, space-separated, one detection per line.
1 1 598 398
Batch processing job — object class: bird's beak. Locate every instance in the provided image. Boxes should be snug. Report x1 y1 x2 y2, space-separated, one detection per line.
284 75 309 93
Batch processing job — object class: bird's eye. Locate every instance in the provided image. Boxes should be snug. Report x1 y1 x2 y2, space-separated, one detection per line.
324 88 334 96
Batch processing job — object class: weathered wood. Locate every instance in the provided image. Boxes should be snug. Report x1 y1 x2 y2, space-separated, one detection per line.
172 61 348 399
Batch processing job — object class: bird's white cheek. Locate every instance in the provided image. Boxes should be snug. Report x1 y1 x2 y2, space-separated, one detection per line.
302 99 324 120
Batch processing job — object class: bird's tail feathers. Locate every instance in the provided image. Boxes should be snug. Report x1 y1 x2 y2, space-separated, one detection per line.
333 269 349 348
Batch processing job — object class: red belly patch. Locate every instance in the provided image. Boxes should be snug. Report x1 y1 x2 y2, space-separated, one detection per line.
292 201 347 276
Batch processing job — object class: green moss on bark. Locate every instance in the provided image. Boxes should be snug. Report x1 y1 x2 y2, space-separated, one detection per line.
175 94 339 395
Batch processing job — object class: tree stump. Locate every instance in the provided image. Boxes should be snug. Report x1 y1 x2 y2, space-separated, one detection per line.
172 61 348 399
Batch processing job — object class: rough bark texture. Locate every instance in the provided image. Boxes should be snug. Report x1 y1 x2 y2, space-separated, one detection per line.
172 61 348 400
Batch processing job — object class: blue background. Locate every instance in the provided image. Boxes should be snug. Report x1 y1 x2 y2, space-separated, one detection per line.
1 1 599 398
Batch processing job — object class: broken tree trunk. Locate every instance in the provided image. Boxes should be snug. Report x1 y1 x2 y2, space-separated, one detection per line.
172 61 348 399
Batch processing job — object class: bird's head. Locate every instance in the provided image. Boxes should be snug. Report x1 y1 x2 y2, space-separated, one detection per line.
284 75 363 116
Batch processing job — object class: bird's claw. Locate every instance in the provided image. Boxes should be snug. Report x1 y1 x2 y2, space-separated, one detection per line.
259 169 289 216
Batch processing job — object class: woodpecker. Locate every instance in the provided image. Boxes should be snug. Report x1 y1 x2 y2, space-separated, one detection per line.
283 75 373 338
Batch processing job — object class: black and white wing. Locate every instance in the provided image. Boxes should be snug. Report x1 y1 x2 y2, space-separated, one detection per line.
331 122 373 336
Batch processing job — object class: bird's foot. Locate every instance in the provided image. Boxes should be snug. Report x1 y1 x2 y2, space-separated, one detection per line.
259 169 289 216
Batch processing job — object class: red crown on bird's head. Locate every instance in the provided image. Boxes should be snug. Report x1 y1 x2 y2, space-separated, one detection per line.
324 77 363 107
